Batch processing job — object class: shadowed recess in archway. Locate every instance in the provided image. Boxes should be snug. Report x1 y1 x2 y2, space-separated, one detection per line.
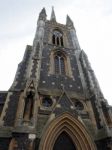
53 131 76 150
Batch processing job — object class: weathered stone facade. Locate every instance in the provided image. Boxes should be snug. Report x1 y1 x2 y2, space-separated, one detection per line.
0 7 112 150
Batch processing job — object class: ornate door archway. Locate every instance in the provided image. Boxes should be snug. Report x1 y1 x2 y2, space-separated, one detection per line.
39 113 96 150
53 131 76 150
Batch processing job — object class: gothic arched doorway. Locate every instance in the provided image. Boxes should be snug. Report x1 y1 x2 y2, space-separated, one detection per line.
39 113 96 150
53 131 76 150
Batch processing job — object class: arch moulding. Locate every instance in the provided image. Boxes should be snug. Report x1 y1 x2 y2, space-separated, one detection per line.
39 113 96 150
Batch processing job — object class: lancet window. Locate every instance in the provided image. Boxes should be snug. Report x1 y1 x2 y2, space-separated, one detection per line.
54 51 65 75
52 30 64 46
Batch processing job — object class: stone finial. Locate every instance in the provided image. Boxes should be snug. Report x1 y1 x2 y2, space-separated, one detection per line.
39 7 47 21
50 6 56 22
66 15 74 28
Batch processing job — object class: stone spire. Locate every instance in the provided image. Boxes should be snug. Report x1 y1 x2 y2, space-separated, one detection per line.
50 6 56 22
39 7 47 21
66 15 74 28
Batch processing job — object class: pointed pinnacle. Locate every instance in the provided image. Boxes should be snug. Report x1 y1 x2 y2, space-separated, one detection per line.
39 7 47 20
66 15 74 27
41 7 46 15
50 6 56 22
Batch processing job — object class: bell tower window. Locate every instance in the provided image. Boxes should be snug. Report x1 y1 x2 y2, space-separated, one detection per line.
49 50 73 78
52 30 64 46
54 52 65 75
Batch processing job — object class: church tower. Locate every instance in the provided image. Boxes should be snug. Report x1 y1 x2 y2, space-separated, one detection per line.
0 7 112 150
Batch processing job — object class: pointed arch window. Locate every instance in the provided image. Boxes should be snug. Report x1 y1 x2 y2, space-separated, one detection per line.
54 52 65 75
49 50 73 78
52 30 64 46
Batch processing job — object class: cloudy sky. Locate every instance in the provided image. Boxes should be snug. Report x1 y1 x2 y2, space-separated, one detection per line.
0 0 112 105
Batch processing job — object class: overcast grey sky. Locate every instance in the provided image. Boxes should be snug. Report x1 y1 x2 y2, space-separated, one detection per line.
0 0 112 105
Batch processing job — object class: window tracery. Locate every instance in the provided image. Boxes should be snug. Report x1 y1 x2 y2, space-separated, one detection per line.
54 51 65 75
49 49 73 78
52 30 64 46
